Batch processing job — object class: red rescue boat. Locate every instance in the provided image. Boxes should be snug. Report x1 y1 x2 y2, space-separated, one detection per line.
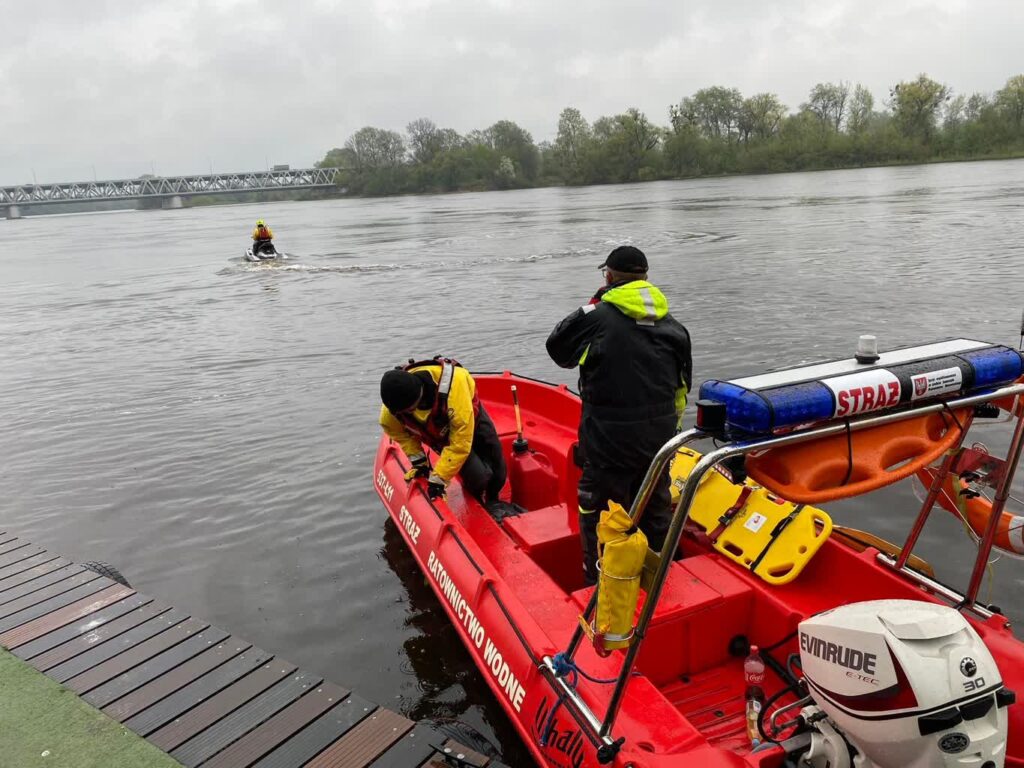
374 338 1024 768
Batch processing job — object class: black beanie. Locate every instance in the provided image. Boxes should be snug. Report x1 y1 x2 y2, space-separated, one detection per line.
380 369 423 412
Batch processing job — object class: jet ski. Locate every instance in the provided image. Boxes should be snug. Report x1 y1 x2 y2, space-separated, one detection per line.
244 242 282 262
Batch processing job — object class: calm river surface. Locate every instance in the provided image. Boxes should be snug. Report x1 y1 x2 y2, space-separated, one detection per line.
2 160 1023 764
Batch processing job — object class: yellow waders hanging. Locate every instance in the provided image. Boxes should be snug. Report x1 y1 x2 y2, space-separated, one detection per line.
579 501 648 657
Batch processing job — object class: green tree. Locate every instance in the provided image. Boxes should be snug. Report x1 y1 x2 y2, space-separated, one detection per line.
846 84 875 134
317 70 1024 199
553 107 592 183
662 124 704 176
965 93 991 122
741 93 787 140
480 120 539 181
316 147 356 169
888 74 951 140
585 110 663 182
495 156 517 189
995 74 1024 129
803 82 850 132
345 126 407 170
406 118 463 165
617 108 662 180
672 86 743 140
943 94 968 132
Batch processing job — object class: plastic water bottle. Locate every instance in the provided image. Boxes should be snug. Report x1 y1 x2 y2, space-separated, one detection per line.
744 645 766 745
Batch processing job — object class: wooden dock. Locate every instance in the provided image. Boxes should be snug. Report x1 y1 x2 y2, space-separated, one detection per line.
0 532 509 768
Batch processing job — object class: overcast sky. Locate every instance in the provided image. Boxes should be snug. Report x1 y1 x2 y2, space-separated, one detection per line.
2 0 1021 185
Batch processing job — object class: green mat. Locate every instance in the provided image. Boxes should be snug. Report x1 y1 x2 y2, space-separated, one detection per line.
0 649 182 768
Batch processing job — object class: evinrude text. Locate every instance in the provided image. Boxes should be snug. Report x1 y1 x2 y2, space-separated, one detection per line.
800 631 878 675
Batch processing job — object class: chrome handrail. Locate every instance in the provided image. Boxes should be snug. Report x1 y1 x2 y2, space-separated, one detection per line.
877 553 996 620
965 401 1024 604
538 656 616 749
552 380 1024 746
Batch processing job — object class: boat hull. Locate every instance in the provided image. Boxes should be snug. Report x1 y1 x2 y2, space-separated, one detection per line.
374 372 1024 768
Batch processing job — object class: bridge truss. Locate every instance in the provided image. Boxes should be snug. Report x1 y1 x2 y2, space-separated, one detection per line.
0 168 345 207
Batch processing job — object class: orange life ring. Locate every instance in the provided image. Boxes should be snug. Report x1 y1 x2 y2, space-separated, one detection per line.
917 465 1024 556
990 374 1024 416
747 409 971 504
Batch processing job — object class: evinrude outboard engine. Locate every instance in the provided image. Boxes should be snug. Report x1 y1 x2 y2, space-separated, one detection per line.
796 599 1011 768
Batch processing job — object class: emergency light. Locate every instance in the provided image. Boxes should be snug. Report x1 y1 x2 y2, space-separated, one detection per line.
699 339 1024 435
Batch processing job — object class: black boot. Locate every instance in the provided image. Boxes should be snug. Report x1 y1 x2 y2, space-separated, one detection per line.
485 499 525 522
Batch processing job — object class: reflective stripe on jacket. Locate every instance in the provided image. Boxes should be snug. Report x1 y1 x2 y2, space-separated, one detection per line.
379 363 479 483
546 279 692 469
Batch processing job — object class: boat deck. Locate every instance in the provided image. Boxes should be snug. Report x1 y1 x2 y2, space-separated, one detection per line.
0 531 507 768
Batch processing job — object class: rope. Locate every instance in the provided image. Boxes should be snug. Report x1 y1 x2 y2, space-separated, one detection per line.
840 419 854 487
909 461 1023 609
761 628 798 653
540 652 638 747
552 652 621 685
941 402 965 434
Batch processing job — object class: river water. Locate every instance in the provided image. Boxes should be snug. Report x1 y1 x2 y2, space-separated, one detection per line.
2 159 1023 764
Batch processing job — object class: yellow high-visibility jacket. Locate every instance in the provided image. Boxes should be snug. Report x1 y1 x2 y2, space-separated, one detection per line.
379 364 477 483
252 225 274 240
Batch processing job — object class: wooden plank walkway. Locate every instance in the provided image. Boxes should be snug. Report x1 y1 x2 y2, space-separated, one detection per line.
0 533 509 768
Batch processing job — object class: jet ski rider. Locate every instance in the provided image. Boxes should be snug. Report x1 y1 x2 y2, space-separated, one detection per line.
379 359 513 520
251 219 274 255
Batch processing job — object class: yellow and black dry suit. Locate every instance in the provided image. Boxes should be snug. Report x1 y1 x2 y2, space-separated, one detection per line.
546 280 692 584
251 224 274 255
380 362 506 504
251 224 274 242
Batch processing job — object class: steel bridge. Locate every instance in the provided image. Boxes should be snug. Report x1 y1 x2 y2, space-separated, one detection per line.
1 167 346 218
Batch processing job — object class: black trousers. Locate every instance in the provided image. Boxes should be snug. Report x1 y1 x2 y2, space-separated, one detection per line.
457 405 507 505
576 460 672 585
253 239 273 255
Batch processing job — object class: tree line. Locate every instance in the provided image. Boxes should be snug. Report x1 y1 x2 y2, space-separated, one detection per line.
316 74 1024 195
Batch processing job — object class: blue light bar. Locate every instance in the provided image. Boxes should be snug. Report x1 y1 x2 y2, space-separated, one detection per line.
699 339 1024 435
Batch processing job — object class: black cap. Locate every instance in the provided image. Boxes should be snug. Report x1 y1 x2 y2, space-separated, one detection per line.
380 369 422 412
599 245 648 274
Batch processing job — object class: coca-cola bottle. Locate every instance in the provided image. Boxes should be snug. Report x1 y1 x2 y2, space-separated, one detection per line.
744 645 766 745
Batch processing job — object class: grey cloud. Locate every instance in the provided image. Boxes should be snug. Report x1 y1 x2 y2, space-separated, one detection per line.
1 0 1021 184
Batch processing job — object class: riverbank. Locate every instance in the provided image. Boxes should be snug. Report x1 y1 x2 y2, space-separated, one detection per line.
5 150 1022 219
0 648 183 768
190 149 1024 206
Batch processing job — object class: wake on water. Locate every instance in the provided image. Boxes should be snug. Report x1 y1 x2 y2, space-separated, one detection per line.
219 228 729 277
218 228 734 277
218 246 609 277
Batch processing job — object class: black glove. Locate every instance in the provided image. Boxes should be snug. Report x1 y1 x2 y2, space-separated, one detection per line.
426 474 447 500
404 454 430 481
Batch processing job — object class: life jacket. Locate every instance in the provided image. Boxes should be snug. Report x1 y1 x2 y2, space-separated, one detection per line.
254 225 272 240
393 357 479 449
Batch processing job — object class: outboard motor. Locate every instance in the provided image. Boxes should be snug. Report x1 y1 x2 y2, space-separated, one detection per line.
796 599 1011 768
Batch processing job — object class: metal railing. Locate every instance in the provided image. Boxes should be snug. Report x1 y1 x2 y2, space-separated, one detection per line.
547 380 1024 755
